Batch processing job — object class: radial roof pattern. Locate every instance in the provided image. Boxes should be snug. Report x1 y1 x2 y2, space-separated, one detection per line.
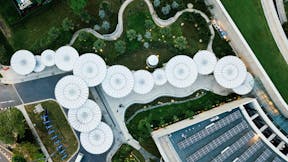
55 46 79 71
54 75 89 109
11 50 36 75
101 65 134 98
33 56 46 73
80 122 114 154
68 99 102 132
152 69 167 86
41 49 55 67
214 56 247 89
147 55 159 66
133 70 154 94
193 50 217 75
73 53 107 87
233 72 255 95
165 55 198 88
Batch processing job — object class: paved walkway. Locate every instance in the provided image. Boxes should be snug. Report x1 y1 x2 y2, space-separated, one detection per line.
276 0 287 24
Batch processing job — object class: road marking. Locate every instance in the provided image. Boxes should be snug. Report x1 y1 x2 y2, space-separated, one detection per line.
12 84 24 104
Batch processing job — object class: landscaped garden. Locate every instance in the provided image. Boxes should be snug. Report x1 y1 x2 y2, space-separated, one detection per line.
112 144 145 162
25 100 78 162
221 0 288 103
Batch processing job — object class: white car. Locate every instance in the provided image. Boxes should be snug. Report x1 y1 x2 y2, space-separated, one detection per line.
75 153 84 162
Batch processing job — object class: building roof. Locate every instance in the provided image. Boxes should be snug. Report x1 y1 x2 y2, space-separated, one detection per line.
165 55 198 88
80 122 114 154
214 56 247 89
41 49 55 67
73 53 107 87
152 68 167 86
54 75 89 109
10 50 36 75
68 99 102 132
33 56 46 73
133 70 154 94
55 46 79 71
233 72 255 95
147 55 159 66
193 50 217 75
101 65 134 98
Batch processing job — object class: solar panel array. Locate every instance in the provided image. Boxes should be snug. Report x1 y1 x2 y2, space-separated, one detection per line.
254 149 272 162
237 140 264 162
273 157 284 162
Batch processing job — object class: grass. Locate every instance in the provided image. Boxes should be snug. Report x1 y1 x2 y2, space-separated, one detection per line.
112 144 145 162
221 0 288 103
126 91 239 156
25 100 78 162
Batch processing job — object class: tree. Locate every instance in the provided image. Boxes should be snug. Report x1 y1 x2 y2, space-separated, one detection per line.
47 27 60 41
126 29 137 41
153 0 161 7
77 32 90 42
32 0 42 4
102 21 110 31
144 19 155 30
174 36 188 50
99 10 106 19
161 4 171 15
62 18 74 31
69 0 88 14
80 11 91 23
159 27 172 37
114 40 126 55
171 1 179 9
93 39 106 51
14 142 44 161
12 155 26 162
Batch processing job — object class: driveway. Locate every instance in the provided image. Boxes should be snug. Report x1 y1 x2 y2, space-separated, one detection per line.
0 84 22 108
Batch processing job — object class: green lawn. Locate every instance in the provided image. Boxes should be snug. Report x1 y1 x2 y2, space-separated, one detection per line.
221 0 288 103
112 144 145 162
25 100 78 162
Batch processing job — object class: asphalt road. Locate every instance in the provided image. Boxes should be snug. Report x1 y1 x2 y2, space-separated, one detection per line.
0 84 22 108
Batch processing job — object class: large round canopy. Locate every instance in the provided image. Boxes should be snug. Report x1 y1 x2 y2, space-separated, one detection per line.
33 56 46 73
193 50 217 75
152 69 167 86
68 99 102 132
73 53 107 87
146 55 159 67
55 46 79 71
165 55 198 88
214 56 247 89
11 50 36 75
101 65 134 98
232 72 255 95
41 49 55 67
133 70 154 94
55 75 89 109
80 122 114 154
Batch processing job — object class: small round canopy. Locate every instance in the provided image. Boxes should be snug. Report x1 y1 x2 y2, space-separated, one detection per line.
41 49 55 67
55 46 79 71
68 99 102 132
55 75 89 109
214 56 247 89
133 70 154 94
73 53 107 87
193 50 217 75
232 72 255 95
165 55 198 88
152 69 167 86
147 55 159 67
80 122 114 154
11 50 36 75
33 56 46 73
101 65 134 98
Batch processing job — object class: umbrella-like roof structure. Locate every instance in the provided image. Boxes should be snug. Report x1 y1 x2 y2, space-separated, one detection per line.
133 70 154 94
214 56 247 89
10 50 36 75
165 55 198 88
152 69 167 86
232 72 255 95
73 53 107 87
193 50 217 75
54 75 89 109
55 46 79 71
33 56 46 73
80 122 114 154
146 55 159 67
41 49 55 67
101 65 134 98
68 99 102 132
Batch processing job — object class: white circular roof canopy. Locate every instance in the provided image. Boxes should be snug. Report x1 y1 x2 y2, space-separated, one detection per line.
11 50 36 75
41 49 55 67
133 70 154 94
147 55 159 66
55 46 79 71
73 53 107 87
101 65 134 98
55 75 89 109
214 56 247 89
34 56 46 73
233 72 255 95
165 55 198 88
152 69 167 86
68 99 102 132
193 50 217 75
80 122 114 154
